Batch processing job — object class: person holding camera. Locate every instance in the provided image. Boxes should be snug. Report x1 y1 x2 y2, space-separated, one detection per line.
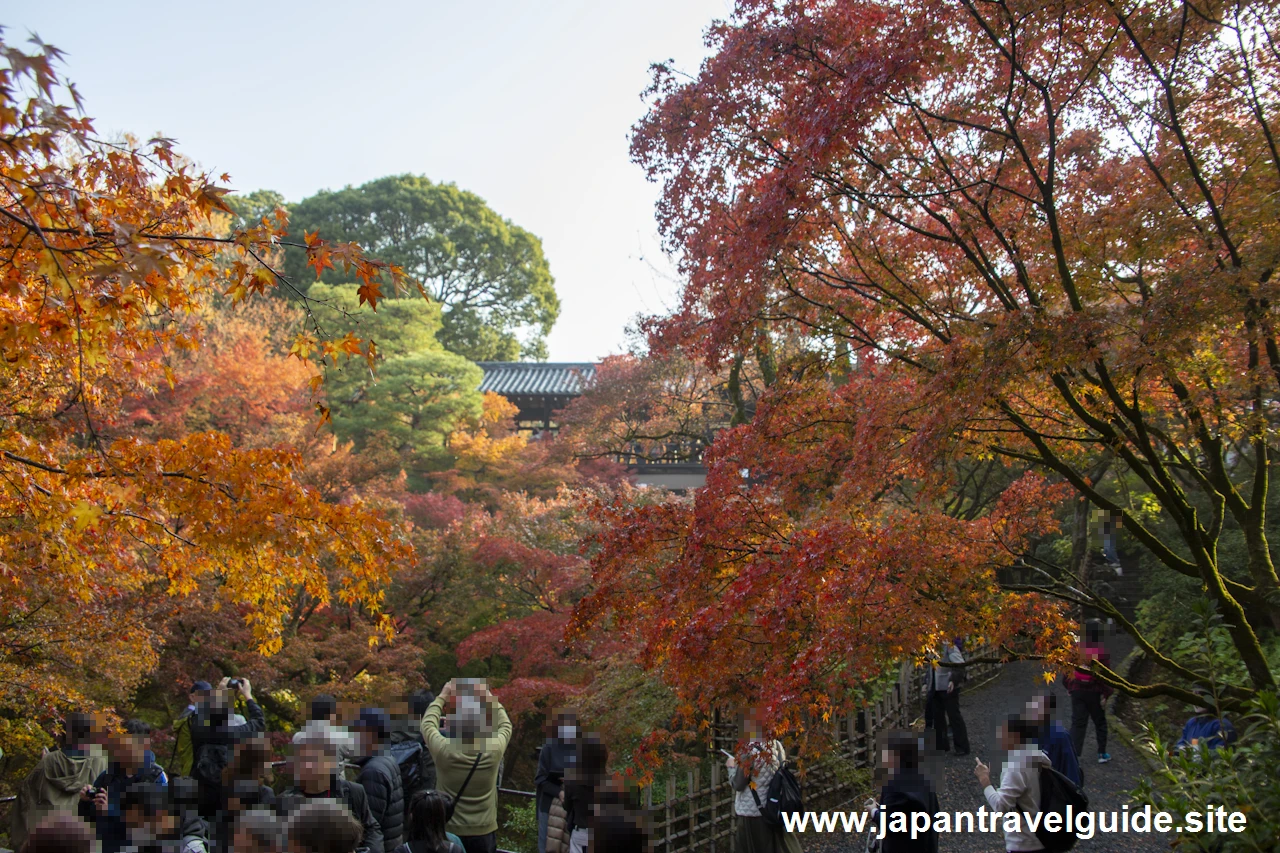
419 679 512 853
190 677 265 820
78 720 169 853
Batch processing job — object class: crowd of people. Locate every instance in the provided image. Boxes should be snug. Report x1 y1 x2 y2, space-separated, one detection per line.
7 624 1238 853
7 678 649 853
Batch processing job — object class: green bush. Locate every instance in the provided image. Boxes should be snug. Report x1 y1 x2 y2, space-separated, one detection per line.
498 799 539 853
1133 692 1280 852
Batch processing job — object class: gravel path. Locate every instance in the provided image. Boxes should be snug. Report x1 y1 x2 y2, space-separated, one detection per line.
798 637 1170 852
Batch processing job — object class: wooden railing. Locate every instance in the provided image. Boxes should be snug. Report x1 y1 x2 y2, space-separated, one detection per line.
623 651 1002 853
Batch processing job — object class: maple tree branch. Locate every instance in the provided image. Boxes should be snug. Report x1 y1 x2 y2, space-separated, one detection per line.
1105 0 1242 268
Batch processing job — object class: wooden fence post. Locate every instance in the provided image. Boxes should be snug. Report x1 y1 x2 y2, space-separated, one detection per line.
710 761 719 853
667 776 676 852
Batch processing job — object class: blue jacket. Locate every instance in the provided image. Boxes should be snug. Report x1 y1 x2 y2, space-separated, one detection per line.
79 750 168 853
1176 715 1237 751
1038 722 1082 788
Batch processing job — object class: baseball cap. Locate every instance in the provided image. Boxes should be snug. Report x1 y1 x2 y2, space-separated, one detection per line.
352 708 390 740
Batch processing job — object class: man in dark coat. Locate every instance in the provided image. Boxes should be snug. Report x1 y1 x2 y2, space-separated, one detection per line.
278 731 383 853
871 734 940 853
351 709 404 852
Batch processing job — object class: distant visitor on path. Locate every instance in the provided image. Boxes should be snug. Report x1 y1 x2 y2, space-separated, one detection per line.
725 709 803 853
1064 620 1112 764
929 639 970 756
974 717 1051 853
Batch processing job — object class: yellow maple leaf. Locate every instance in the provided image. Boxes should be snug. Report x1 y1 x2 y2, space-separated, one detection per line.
70 500 102 532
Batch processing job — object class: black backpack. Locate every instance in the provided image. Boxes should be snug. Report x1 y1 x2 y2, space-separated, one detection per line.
390 740 426 803
1030 765 1089 852
191 741 232 789
749 745 803 827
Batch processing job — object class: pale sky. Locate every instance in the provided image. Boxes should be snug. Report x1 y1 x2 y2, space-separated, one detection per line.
0 1 731 361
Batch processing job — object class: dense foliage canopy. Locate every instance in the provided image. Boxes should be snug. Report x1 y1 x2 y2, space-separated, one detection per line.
0 37 413 722
574 0 1280 725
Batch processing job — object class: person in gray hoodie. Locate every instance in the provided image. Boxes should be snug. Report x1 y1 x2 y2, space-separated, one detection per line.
10 714 107 851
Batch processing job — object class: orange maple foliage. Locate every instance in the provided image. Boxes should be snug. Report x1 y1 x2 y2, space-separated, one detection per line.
0 38 412 719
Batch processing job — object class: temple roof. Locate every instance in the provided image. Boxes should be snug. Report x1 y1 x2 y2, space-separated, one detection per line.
477 362 598 397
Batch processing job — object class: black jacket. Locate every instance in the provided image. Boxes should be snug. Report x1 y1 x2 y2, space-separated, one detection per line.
878 769 940 853
78 752 169 853
355 750 404 851
119 814 209 853
533 739 574 814
279 777 383 853
189 700 265 817
562 780 597 836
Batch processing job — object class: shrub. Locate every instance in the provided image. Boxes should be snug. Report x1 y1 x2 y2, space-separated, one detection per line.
1133 692 1280 852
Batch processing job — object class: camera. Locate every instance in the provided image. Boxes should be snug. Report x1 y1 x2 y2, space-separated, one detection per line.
228 678 243 690
88 786 105 798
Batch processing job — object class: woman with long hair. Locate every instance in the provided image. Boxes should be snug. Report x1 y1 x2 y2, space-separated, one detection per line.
218 738 275 853
394 790 463 853
563 735 608 853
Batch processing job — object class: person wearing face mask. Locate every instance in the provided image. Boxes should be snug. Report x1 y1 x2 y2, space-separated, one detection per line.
533 710 578 853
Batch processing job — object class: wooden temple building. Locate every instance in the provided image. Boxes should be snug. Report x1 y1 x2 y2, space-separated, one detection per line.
477 361 708 491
